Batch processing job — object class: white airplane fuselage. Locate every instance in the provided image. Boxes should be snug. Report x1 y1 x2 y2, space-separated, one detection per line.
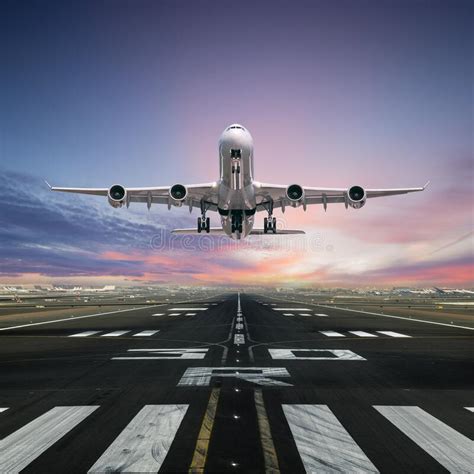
217 124 256 239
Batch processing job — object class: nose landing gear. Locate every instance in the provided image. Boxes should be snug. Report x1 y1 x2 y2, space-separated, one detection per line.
231 211 243 234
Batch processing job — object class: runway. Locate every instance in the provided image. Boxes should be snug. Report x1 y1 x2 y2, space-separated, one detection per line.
0 292 472 473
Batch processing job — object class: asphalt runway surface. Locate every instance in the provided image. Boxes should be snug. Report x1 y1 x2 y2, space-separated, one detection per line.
0 292 472 473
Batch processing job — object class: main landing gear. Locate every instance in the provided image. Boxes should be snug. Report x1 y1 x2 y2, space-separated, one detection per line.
197 215 210 233
264 215 277 234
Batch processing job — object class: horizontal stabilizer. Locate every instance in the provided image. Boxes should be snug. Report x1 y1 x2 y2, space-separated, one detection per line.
250 229 305 235
171 228 305 235
171 228 225 234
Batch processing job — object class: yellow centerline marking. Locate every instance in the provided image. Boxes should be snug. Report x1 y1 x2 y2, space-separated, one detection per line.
189 388 220 473
255 389 280 473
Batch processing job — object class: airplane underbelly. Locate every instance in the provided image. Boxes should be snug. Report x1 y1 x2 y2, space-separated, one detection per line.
221 215 254 239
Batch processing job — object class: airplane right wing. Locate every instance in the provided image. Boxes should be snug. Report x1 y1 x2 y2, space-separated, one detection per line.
46 181 220 212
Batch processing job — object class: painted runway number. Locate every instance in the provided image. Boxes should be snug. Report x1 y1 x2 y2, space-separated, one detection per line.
269 349 366 360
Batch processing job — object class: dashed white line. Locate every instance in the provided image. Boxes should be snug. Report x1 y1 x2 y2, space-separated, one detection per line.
101 330 130 337
0 406 98 473
0 408 8 413
168 313 181 317
170 308 207 311
283 313 295 316
152 313 165 316
464 407 474 412
320 331 345 337
315 313 329 317
133 330 159 337
376 331 411 338
69 331 101 337
234 334 245 344
274 308 311 311
185 313 197 316
88 405 188 473
349 331 378 338
375 406 473 473
299 313 312 317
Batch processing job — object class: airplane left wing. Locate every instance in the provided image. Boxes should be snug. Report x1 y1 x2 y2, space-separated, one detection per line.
254 181 429 212
46 181 219 211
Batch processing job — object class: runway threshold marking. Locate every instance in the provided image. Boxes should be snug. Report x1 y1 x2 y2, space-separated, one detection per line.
254 389 280 473
465 407 474 412
283 404 379 473
0 406 98 473
0 408 8 413
374 406 473 473
189 388 220 473
89 405 188 473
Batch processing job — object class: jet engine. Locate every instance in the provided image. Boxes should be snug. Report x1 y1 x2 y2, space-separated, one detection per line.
108 184 127 208
346 185 366 209
286 184 304 203
169 184 188 203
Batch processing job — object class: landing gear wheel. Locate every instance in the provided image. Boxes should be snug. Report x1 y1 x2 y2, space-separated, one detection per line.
264 217 268 234
238 225 243 233
197 217 202 233
205 217 210 233
272 217 277 234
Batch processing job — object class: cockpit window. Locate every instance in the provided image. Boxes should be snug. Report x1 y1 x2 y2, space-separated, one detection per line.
227 125 245 131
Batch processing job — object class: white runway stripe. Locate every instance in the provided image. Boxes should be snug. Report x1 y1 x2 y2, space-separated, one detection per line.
88 404 188 473
0 406 98 473
168 313 181 317
374 406 473 473
152 313 165 316
283 313 294 316
320 331 345 337
101 330 130 337
283 404 379 473
0 408 8 413
69 331 101 337
349 331 378 338
465 407 474 412
169 308 207 311
315 313 329 317
133 330 159 337
185 313 196 316
234 334 245 344
376 331 411 338
274 308 311 311
299 313 312 317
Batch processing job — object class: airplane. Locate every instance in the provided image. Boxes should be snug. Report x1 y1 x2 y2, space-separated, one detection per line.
47 123 429 240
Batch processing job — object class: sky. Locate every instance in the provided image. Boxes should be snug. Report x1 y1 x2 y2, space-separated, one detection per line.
0 0 472 287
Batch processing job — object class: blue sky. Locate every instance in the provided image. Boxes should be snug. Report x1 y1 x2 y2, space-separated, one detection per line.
1 0 472 286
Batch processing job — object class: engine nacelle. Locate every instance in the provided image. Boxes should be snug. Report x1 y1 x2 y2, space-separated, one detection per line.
169 184 187 202
346 185 366 209
108 184 127 208
286 184 304 203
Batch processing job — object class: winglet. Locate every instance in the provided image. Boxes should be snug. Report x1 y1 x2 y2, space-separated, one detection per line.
423 180 430 190
44 179 52 190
